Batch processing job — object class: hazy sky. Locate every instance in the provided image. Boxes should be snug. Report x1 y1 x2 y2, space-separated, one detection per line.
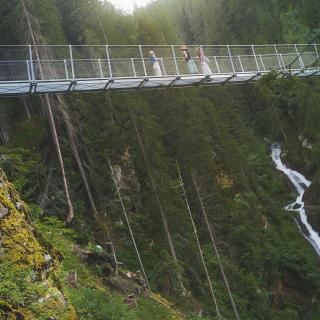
108 0 153 13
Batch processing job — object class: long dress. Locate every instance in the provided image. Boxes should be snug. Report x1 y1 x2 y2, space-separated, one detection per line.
198 49 212 75
150 55 162 77
183 49 199 74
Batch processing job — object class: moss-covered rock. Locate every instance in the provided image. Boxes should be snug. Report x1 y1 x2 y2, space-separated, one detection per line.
0 171 77 319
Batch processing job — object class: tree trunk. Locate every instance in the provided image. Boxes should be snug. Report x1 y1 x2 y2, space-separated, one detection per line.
56 96 99 219
21 0 74 222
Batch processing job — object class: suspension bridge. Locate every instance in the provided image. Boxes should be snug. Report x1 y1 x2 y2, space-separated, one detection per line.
0 44 319 95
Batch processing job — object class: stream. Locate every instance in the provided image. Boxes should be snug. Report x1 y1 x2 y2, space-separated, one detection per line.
271 143 320 255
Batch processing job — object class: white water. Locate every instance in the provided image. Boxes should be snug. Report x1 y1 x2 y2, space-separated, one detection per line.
271 144 320 255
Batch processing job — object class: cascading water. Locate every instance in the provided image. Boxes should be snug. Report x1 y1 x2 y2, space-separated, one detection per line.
271 143 320 255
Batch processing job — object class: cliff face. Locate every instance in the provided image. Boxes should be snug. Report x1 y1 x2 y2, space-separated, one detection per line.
0 170 185 319
0 171 77 319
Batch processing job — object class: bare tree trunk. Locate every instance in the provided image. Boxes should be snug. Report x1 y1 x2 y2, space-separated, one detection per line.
177 163 222 320
56 96 99 219
40 95 74 222
192 173 241 320
127 100 186 295
21 0 74 222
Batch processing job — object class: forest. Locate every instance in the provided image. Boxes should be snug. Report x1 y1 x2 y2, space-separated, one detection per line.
0 0 320 319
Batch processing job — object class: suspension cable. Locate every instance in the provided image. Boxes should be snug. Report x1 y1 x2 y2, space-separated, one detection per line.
108 158 150 289
95 4 109 45
192 173 241 320
176 161 222 320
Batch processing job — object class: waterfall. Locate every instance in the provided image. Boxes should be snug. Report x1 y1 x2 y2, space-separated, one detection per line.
271 143 320 255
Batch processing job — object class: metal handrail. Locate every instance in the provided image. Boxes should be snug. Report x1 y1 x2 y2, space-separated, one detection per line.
0 43 318 96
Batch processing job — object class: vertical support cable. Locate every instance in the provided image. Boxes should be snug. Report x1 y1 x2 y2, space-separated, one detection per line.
192 174 241 320
106 45 112 78
28 45 35 81
227 45 236 75
69 45 75 80
176 162 222 320
139 45 147 77
172 45 180 76
108 159 149 289
251 45 260 72
127 100 186 296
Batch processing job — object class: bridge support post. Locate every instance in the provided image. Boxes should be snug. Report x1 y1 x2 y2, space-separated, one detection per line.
259 54 266 71
214 56 220 74
105 45 113 78
131 58 137 77
28 45 35 81
295 44 305 70
252 45 260 72
227 45 236 75
274 44 283 70
64 59 69 79
69 45 75 80
172 45 180 76
26 60 31 81
314 44 320 60
98 59 104 78
139 45 147 77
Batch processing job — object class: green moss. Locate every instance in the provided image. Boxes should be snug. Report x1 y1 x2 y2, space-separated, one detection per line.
0 299 27 319
0 173 76 319
0 179 45 270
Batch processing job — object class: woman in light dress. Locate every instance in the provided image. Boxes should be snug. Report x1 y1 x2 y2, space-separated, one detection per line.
196 47 212 75
149 50 162 76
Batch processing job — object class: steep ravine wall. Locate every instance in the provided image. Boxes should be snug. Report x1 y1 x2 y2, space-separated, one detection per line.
0 171 77 319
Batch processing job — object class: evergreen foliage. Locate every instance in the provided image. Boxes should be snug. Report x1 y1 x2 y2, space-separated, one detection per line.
1 0 320 318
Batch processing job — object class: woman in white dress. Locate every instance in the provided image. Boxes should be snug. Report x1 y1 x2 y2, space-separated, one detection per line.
149 50 162 77
196 47 212 75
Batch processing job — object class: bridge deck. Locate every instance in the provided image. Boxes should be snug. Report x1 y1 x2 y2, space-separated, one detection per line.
0 44 319 95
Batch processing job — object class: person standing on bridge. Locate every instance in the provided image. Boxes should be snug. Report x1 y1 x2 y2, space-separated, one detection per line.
181 45 198 74
197 47 212 75
149 51 162 77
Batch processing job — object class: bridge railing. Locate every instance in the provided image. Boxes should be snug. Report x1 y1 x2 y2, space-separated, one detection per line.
0 44 319 82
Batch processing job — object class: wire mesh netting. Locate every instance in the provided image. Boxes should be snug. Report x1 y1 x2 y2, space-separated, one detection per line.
0 44 318 90
0 46 30 81
0 61 30 81
108 46 143 78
